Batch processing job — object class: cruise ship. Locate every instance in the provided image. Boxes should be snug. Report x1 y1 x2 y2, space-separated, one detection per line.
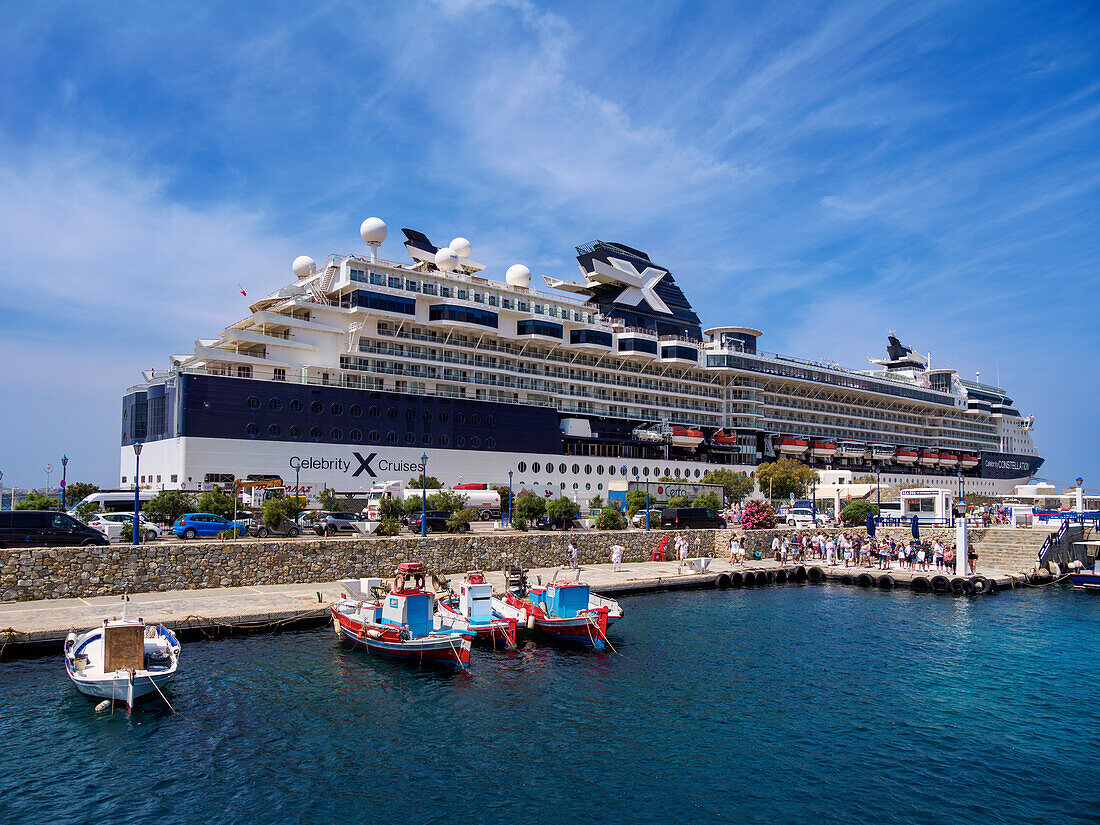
119 217 1043 500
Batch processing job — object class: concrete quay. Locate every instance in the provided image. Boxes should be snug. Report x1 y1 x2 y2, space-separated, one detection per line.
0 558 1031 658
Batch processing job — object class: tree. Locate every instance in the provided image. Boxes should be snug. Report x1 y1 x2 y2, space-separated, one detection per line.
595 507 626 530
14 492 61 510
514 491 546 521
625 490 649 517
667 495 691 508
493 485 513 514
404 496 427 517
447 508 475 533
379 496 405 521
75 500 101 522
754 458 819 502
143 490 196 525
512 515 529 532
588 494 605 510
739 499 776 529
317 487 340 512
408 475 443 489
64 482 100 506
262 496 305 528
425 490 468 515
840 501 879 526
196 487 237 519
691 491 722 512
547 496 581 523
375 518 402 536
701 469 754 502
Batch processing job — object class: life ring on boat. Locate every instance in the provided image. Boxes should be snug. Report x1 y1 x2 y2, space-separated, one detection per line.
393 574 405 592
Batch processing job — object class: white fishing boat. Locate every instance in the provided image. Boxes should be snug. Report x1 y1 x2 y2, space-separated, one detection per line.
63 596 180 711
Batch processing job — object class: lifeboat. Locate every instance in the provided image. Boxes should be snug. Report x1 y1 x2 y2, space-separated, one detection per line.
938 452 959 468
836 440 868 460
710 429 737 446
918 448 940 467
869 443 895 462
895 447 919 465
774 435 809 456
959 454 979 470
810 439 837 460
632 426 665 444
669 426 704 450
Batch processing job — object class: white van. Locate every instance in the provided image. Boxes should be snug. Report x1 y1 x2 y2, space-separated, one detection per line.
69 490 158 517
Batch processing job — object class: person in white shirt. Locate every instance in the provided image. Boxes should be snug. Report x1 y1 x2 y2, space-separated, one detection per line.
568 541 578 568
729 535 745 565
610 543 624 572
677 534 688 572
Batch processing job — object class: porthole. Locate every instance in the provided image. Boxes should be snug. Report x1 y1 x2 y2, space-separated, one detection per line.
675 468 682 477
350 429 362 443
572 463 580 475
369 405 379 418
471 436 480 448
246 422 259 437
405 432 415 445
440 411 449 423
387 407 397 419
387 431 397 444
533 462 541 473
247 396 260 411
665 467 671 477
471 414 480 426
423 410 432 423
597 483 603 490
585 464 592 475
487 415 496 426
350 404 362 417
596 465 604 475
694 469 701 478
559 463 567 474
368 430 379 443
331 427 342 440
290 399 302 413
585 483 591 490
311 401 323 415
289 425 301 439
518 461 527 473
439 434 450 446
268 424 281 438
423 434 433 446
573 483 579 490
310 427 321 441
269 398 282 412
331 402 343 416
486 437 496 449
456 413 466 425
608 466 616 476
455 435 465 447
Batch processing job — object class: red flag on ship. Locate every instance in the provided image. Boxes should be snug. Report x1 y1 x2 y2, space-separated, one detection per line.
236 283 248 297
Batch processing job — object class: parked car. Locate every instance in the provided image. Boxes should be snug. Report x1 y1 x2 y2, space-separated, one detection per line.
0 510 108 548
246 516 301 539
88 512 162 542
535 514 588 531
406 510 467 533
630 509 663 528
172 513 247 539
781 507 830 528
314 512 363 536
659 507 727 530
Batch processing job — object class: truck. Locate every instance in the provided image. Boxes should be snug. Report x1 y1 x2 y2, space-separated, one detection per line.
364 480 501 522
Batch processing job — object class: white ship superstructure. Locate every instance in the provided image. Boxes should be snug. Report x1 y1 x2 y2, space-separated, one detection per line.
120 218 1043 500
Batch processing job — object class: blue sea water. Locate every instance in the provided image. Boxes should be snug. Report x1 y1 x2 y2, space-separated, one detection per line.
1 584 1097 825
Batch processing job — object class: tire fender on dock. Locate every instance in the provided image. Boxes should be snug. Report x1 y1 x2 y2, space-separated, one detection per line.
911 576 930 592
877 574 895 590
930 575 950 593
840 574 854 585
715 573 732 590
774 569 788 585
730 571 744 588
764 570 776 585
856 573 873 588
950 577 970 595
794 566 808 582
971 576 992 596
807 567 824 583
742 571 757 587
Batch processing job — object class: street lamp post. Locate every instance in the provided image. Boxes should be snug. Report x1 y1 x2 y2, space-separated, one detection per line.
61 455 68 510
421 454 428 537
295 465 301 525
876 466 881 512
44 463 53 496
508 470 513 527
645 478 651 531
132 443 143 545
0 470 4 511
1076 477 1084 515
811 475 817 522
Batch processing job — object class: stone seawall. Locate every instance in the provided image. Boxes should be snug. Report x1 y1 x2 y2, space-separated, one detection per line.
0 525 989 602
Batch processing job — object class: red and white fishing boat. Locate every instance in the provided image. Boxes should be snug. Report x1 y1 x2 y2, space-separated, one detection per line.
918 448 940 467
435 571 517 648
669 426 704 449
810 439 837 460
836 440 868 460
869 443 896 462
331 563 473 669
959 454 980 470
938 452 959 468
492 577 622 650
895 446 919 465
709 429 737 446
774 435 809 456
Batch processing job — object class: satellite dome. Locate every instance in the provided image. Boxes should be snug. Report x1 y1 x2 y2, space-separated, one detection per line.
291 255 317 279
449 237 472 258
506 264 532 287
435 246 461 271
360 217 387 245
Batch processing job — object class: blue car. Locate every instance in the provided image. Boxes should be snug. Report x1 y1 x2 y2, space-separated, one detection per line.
173 512 247 539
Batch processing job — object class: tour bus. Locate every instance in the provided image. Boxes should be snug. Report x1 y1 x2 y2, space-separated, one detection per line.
69 490 158 516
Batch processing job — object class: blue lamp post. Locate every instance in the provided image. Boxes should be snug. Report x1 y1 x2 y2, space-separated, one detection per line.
811 475 817 522
420 454 428 537
132 443 142 545
61 455 68 510
956 472 964 527
508 470 513 527
645 477 651 531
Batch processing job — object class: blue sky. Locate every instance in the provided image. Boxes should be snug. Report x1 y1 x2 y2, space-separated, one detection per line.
0 0 1097 492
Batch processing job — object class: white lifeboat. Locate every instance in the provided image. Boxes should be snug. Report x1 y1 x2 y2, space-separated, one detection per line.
669 426 704 450
918 448 940 467
869 443 895 462
836 440 868 460
938 452 959 468
959 454 979 470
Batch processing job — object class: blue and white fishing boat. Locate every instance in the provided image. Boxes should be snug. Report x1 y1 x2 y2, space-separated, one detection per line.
435 571 517 648
63 596 180 711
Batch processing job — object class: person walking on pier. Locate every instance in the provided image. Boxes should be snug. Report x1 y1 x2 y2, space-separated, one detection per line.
967 544 978 575
611 543 624 572
945 545 957 574
729 535 745 566
568 541 578 569
676 534 688 572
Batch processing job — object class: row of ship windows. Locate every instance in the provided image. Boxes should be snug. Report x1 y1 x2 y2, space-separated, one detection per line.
244 422 496 448
515 461 705 479
245 395 495 426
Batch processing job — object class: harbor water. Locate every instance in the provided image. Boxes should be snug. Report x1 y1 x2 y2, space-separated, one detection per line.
2 584 1097 824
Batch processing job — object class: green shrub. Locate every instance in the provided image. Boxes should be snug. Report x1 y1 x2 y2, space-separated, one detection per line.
196 487 237 519
379 496 405 521
425 490 468 515
595 508 626 530
216 528 242 540
14 492 61 510
691 491 722 511
666 495 691 508
740 499 776 529
511 516 528 531
143 490 196 525
547 495 581 522
447 508 475 533
375 518 402 537
840 500 879 526
75 501 101 523
514 491 546 521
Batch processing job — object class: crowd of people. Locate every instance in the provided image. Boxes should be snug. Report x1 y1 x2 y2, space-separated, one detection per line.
728 532 979 574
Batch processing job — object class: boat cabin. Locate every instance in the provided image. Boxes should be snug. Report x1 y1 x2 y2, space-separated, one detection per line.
458 572 493 622
527 582 591 618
